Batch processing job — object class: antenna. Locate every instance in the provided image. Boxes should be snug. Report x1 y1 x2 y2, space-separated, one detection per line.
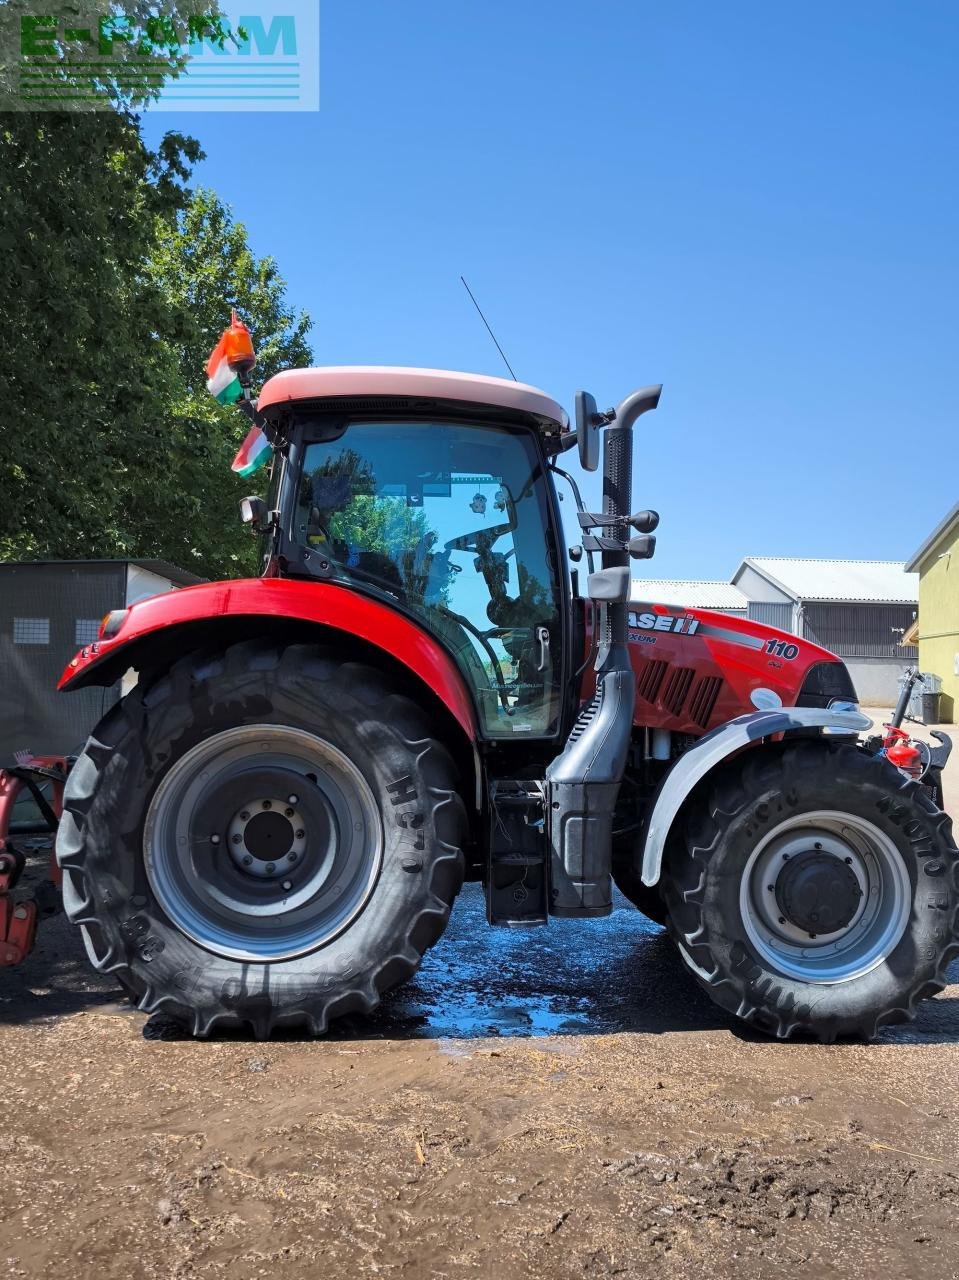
460 275 517 381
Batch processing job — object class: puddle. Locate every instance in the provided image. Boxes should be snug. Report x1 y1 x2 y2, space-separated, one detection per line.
333 884 734 1041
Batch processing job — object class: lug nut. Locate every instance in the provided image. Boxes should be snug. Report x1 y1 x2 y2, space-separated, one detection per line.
262 800 272 810
242 855 253 866
288 852 298 863
778 916 786 924
767 884 774 892
265 862 276 873
240 811 250 821
295 829 305 840
232 834 242 845
288 794 298 805
285 807 294 818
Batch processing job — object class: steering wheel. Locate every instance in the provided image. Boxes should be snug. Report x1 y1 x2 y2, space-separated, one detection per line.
444 522 514 555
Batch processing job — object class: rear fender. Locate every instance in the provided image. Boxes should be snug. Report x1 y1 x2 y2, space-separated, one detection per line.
639 707 872 886
59 577 479 756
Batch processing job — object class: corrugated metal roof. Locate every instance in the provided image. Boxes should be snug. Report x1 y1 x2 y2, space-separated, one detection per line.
905 501 959 572
740 557 917 604
631 579 748 610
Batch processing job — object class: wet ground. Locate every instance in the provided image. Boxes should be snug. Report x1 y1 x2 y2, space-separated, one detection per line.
1 710 957 1277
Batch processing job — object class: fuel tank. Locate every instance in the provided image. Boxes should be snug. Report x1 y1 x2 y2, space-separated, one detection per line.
586 602 856 737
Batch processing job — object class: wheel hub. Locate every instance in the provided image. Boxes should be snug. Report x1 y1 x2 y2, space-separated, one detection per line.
227 798 306 880
739 810 911 984
774 850 863 935
144 725 383 962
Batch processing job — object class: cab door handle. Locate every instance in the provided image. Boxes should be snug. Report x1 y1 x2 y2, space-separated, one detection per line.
535 626 550 671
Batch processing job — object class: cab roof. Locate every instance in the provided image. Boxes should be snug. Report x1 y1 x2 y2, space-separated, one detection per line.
256 366 568 430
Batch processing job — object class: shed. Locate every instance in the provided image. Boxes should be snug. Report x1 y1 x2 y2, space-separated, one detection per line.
0 559 204 762
905 501 959 722
631 579 748 616
731 557 918 703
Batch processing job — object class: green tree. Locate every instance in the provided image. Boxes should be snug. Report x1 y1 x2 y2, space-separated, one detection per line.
0 110 202 564
0 4 313 580
0 138 313 579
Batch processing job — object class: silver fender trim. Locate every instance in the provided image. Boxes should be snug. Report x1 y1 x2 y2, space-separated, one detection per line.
639 707 873 887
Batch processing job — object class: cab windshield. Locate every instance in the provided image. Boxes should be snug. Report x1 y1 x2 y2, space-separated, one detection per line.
294 420 561 737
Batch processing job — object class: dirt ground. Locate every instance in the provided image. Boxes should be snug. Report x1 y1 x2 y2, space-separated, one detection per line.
1 707 956 1279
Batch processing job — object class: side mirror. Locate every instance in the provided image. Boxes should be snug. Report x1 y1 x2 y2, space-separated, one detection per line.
574 390 601 473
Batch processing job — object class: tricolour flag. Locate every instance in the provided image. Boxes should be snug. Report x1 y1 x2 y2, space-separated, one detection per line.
232 425 272 477
205 311 256 406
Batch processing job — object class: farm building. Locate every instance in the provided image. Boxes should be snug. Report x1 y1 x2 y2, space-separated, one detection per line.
731 557 918 702
630 579 748 616
0 559 204 762
905 501 959 722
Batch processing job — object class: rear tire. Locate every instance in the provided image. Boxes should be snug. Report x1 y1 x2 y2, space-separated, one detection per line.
56 642 466 1038
661 740 959 1041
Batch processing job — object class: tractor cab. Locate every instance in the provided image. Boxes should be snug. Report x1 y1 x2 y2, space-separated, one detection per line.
253 368 577 740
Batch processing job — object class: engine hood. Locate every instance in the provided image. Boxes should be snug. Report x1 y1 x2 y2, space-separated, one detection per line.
618 602 856 736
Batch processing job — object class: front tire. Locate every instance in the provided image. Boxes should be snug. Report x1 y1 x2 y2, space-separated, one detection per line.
661 740 959 1041
56 642 466 1038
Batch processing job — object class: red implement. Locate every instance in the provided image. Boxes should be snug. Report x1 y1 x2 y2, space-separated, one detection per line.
0 755 67 966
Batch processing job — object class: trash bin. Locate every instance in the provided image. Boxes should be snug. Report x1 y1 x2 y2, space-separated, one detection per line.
922 691 942 725
919 672 942 725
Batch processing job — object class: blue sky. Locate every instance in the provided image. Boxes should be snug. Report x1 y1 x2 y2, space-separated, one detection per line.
144 1 958 580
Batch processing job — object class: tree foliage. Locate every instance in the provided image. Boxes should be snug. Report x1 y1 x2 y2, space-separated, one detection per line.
0 110 200 562
0 115 313 579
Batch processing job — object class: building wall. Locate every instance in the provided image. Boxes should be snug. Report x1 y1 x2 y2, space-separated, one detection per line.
845 658 910 706
0 563 125 759
747 601 795 632
914 520 959 723
734 564 794 605
800 603 918 661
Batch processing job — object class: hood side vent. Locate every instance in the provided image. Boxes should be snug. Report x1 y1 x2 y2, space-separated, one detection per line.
689 675 723 727
636 658 668 703
663 666 694 717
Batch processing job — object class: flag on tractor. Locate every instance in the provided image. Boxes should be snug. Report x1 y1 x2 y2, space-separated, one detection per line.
205 311 256 406
232 425 272 477
204 312 271 476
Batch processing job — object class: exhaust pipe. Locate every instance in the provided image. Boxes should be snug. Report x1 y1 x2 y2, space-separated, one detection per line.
547 385 662 917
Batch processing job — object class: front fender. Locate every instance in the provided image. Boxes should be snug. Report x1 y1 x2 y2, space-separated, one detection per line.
639 706 873 887
59 577 478 741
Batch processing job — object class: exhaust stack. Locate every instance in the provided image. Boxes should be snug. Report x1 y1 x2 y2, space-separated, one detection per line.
546 384 662 917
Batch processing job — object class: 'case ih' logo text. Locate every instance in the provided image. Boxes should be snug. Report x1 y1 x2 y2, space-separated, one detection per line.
629 611 700 635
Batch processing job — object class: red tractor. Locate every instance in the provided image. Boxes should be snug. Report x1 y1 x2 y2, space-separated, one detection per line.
47 365 957 1040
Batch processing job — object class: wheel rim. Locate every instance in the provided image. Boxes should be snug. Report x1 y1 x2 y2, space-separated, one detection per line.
144 725 383 961
739 810 910 984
